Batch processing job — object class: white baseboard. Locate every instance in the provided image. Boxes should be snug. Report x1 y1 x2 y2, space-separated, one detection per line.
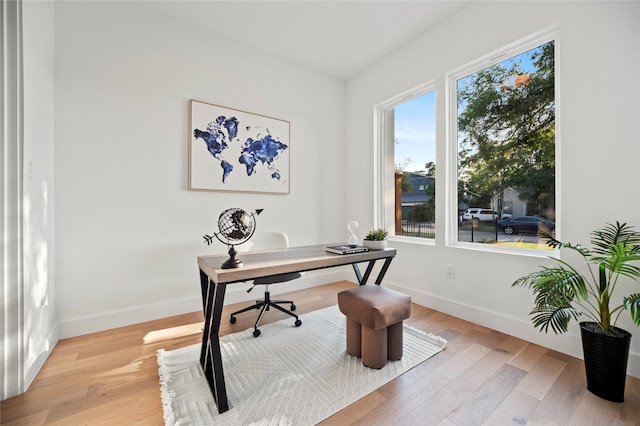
24 324 59 393
58 269 347 338
385 281 640 380
58 272 640 379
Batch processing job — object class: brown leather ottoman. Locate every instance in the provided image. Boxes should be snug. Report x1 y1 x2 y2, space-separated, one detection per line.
337 285 412 369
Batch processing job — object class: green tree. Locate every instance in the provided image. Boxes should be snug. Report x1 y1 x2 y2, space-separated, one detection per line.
408 203 433 222
457 41 555 216
422 162 436 221
395 156 413 193
424 161 436 177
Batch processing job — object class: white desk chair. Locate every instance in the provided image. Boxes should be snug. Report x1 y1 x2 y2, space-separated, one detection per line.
229 232 303 337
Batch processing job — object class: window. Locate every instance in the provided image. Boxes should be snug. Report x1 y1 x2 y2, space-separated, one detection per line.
448 29 557 253
375 83 436 241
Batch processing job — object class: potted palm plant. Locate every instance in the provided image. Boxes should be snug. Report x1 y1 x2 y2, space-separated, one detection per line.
512 221 640 402
363 228 388 250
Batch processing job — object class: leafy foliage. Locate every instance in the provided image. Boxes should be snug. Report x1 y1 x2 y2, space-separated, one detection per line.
407 203 433 223
364 229 388 241
512 222 640 334
457 41 555 216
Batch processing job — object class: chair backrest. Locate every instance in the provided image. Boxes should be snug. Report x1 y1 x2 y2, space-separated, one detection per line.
248 232 302 285
248 232 290 252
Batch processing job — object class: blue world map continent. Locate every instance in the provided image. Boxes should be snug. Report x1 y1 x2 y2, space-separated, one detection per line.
193 115 288 184
239 134 288 181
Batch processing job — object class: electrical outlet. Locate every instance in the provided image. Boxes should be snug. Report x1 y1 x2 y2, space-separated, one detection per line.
446 265 455 279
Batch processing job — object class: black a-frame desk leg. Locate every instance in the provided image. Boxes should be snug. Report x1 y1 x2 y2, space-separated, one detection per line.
351 256 394 285
199 269 229 413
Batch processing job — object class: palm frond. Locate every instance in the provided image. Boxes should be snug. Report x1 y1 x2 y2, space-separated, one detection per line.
513 265 590 332
541 232 590 257
591 222 640 256
594 243 640 278
513 265 588 300
530 305 582 334
624 293 640 326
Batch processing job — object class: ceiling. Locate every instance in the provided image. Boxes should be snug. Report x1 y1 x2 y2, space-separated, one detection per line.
140 1 472 80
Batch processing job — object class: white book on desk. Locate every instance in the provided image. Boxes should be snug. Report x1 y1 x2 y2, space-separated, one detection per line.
325 244 369 255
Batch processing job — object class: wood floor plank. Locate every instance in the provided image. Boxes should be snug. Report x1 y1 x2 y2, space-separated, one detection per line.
531 353 586 425
522 411 559 425
350 360 451 425
396 345 518 424
508 342 548 372
3 280 640 426
481 389 540 425
619 377 640 424
516 354 567 400
318 389 387 425
570 391 634 426
494 335 530 362
35 353 105 379
447 364 527 425
436 343 492 379
1 380 89 422
1 409 49 426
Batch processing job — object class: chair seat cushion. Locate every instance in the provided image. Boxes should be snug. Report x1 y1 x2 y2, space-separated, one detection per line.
338 285 411 330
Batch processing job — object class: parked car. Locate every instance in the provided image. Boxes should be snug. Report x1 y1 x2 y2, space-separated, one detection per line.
462 208 510 222
497 216 555 235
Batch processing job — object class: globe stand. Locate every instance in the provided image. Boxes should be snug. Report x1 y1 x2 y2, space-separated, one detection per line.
203 208 263 269
221 245 242 269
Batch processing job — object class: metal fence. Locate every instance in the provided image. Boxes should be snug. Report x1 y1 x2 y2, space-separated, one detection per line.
400 220 435 238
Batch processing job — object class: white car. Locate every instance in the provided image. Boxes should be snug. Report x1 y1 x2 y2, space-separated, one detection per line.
462 208 510 222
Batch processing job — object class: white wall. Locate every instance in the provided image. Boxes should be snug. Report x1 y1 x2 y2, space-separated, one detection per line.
22 0 57 389
346 1 640 376
54 1 348 337
2 0 57 400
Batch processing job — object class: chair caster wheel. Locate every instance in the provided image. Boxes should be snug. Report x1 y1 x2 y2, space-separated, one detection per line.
253 329 261 337
230 316 236 324
295 319 302 327
291 304 296 311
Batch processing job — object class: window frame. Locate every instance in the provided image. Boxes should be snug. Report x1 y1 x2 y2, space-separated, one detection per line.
445 26 560 256
374 80 437 246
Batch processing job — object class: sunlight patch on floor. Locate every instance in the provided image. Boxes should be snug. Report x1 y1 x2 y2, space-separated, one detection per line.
143 323 203 344
98 361 144 378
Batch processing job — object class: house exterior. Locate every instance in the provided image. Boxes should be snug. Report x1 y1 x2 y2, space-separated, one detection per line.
401 172 435 219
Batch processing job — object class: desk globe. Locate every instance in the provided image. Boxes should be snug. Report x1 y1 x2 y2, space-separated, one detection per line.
203 208 263 268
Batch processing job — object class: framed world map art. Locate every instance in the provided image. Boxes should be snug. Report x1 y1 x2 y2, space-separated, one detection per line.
189 100 290 194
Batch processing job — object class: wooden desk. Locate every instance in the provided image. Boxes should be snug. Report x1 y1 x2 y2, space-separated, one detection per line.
197 244 397 413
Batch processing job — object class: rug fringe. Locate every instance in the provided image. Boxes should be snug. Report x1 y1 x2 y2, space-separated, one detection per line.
157 349 177 426
404 324 448 348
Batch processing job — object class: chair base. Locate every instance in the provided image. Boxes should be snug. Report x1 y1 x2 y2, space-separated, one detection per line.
230 290 301 337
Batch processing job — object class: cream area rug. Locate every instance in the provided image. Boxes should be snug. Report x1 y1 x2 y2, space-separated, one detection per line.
157 305 447 426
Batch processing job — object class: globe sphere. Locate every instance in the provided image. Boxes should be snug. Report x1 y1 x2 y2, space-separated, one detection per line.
217 208 256 245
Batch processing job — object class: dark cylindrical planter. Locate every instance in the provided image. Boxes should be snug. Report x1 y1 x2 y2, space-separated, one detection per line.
579 322 632 402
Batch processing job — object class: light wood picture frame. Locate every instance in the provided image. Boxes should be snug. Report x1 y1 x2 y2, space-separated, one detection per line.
189 100 290 194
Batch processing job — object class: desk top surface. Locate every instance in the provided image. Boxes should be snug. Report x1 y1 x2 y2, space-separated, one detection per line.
198 244 396 284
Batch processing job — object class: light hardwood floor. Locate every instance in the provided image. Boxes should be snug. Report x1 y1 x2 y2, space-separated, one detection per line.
2 281 640 425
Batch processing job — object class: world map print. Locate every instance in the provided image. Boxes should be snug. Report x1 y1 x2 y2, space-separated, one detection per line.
189 100 290 194
194 117 288 184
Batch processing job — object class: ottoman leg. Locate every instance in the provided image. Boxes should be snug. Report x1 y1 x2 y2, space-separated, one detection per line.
362 326 387 369
346 318 362 357
387 322 404 361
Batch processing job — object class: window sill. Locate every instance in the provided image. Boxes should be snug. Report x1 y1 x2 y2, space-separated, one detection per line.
447 240 559 259
387 235 435 247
